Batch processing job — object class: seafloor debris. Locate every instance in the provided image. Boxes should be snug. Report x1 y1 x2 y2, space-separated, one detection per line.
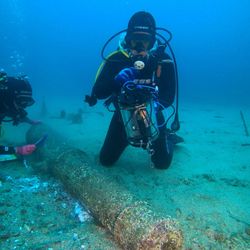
0 167 111 250
74 202 92 223
240 110 249 136
66 108 84 124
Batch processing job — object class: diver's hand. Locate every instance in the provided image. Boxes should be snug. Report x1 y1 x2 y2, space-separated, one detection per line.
15 144 36 155
115 67 138 86
85 94 97 107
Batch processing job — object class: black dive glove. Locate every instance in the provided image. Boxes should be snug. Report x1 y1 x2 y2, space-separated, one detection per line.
84 94 97 107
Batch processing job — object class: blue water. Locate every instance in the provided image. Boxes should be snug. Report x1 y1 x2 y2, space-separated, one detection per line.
1 2 250 249
0 0 249 105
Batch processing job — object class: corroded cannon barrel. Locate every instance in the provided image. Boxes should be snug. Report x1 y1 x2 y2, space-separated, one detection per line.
26 124 183 250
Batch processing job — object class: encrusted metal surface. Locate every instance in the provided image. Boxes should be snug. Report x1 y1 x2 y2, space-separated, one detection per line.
27 124 183 249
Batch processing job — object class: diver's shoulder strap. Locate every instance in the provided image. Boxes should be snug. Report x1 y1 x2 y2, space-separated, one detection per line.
95 50 129 82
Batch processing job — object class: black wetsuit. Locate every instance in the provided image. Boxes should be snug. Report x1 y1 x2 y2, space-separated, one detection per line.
91 50 176 169
0 77 29 158
0 77 29 126
0 86 16 157
0 146 16 155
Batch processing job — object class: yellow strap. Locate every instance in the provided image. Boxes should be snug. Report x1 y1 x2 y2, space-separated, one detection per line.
94 50 129 82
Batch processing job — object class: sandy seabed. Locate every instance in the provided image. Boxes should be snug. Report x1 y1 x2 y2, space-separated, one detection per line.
0 99 250 249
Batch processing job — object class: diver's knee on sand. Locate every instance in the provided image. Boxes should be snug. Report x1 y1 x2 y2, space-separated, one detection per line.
152 140 174 169
99 154 116 167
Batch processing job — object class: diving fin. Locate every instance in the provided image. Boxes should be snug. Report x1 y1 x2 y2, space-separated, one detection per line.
167 133 184 145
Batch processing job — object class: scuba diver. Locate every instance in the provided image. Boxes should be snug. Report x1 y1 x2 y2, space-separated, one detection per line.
0 70 38 161
85 11 183 169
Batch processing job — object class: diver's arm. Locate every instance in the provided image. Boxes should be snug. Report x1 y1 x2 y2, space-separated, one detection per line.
11 109 39 126
92 61 119 99
85 60 117 106
158 55 176 107
91 52 130 99
85 52 131 106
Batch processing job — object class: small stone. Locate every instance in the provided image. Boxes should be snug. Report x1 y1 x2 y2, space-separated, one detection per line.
24 224 32 232
73 233 78 241
2 188 11 193
62 203 67 209
0 210 7 216
20 209 27 215
214 232 226 243
202 174 216 182
176 208 182 218
186 213 195 221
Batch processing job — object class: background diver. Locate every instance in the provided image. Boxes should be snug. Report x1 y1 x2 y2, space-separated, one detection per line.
0 70 38 161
